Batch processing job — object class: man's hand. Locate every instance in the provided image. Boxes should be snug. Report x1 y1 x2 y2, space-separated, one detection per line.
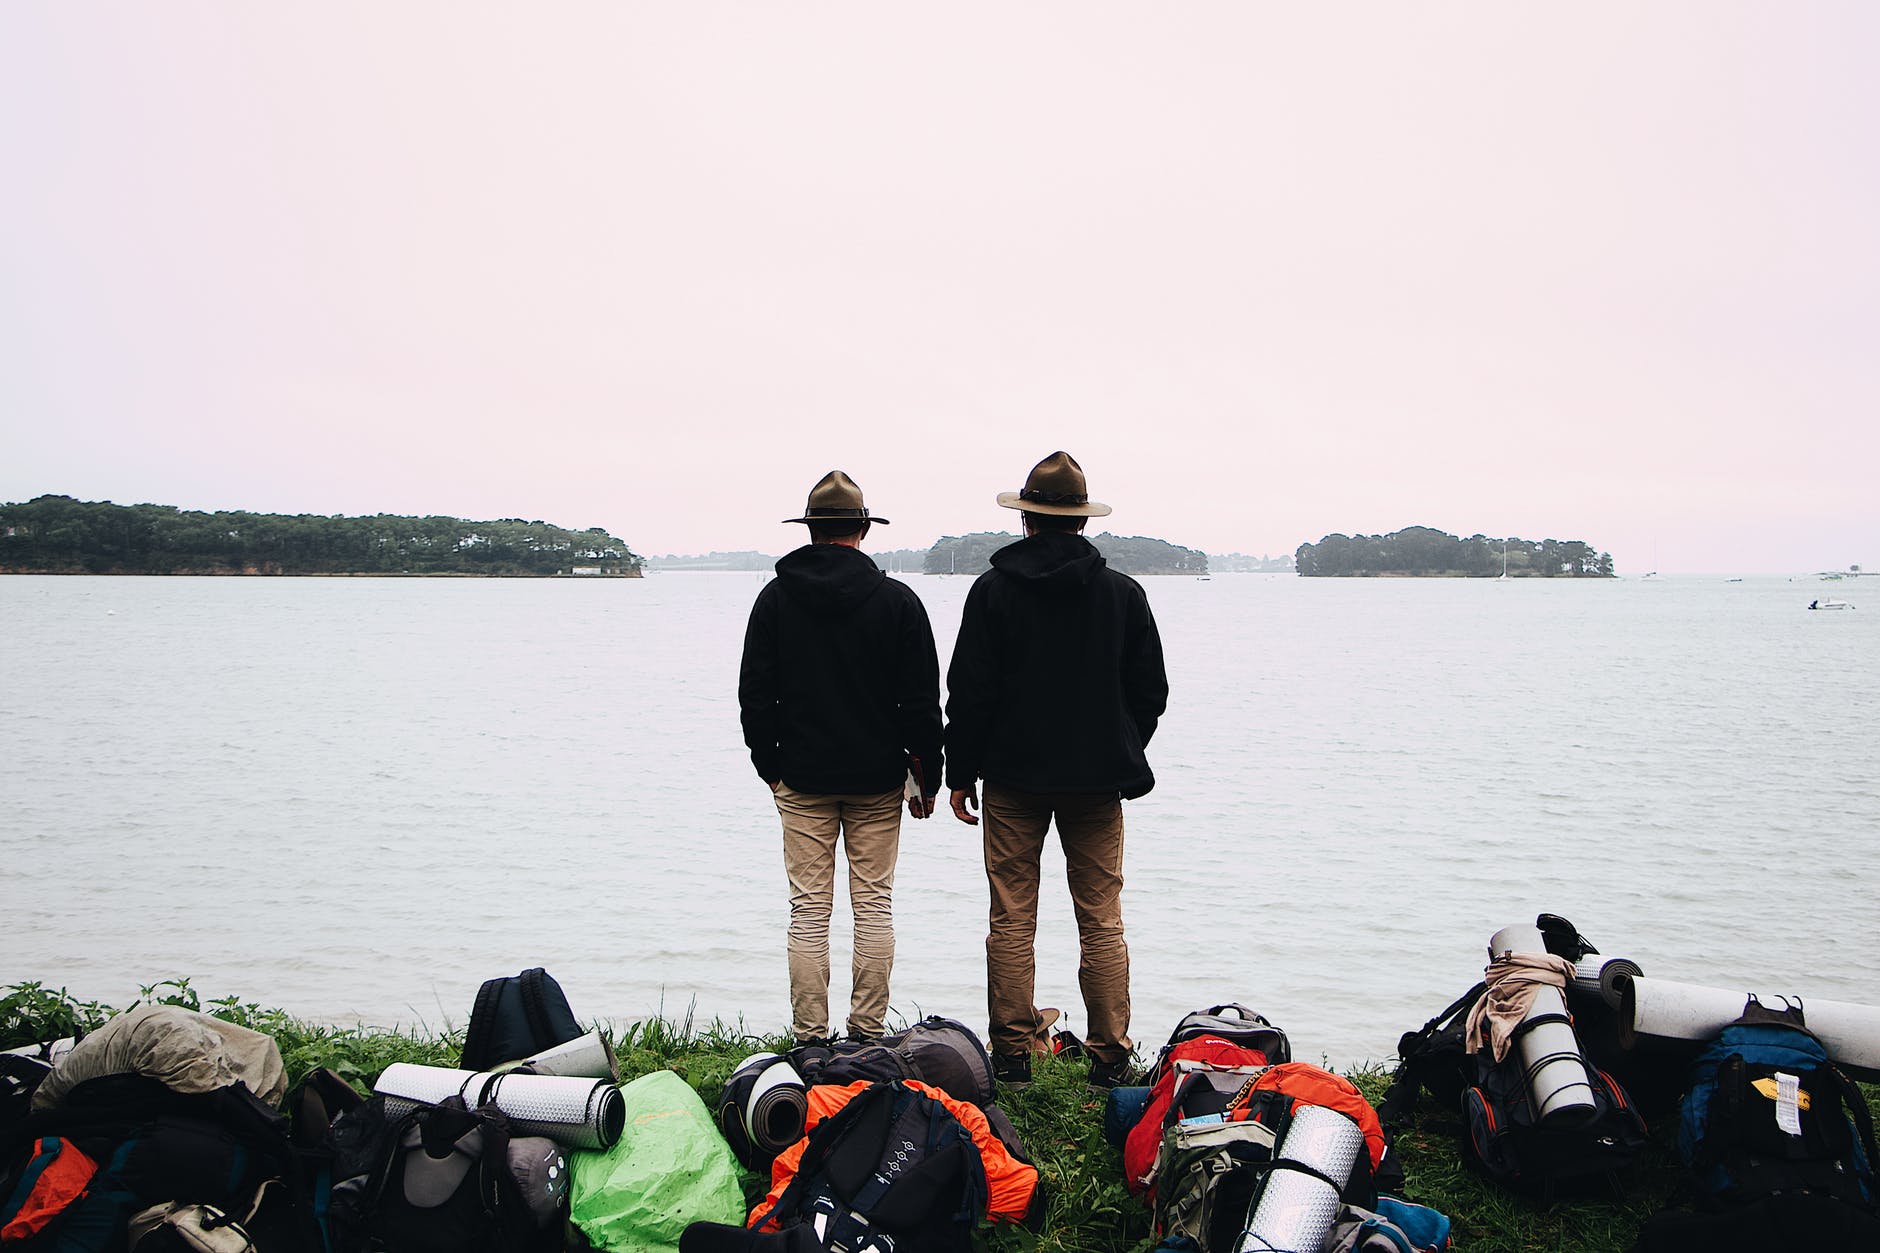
907 794 936 819
949 787 980 825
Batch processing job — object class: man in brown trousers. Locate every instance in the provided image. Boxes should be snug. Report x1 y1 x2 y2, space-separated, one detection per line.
944 452 1168 1088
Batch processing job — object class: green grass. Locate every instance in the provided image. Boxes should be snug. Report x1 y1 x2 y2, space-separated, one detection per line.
7 981 1875 1253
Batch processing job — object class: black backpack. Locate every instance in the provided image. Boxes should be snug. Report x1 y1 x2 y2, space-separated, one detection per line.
1460 1043 1648 1197
325 1095 563 1253
1381 979 1647 1200
750 1080 988 1253
459 969 583 1072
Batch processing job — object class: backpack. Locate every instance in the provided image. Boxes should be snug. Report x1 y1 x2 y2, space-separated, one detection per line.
1149 1083 1289 1249
1151 1066 1390 1253
1677 1004 1878 1211
326 1096 565 1253
1381 971 1648 1200
788 1017 995 1109
1161 1005 1291 1066
750 1080 988 1253
1460 1045 1646 1197
460 969 583 1072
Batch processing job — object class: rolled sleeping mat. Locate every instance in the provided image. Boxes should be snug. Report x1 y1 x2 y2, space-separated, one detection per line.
1235 1103 1365 1253
715 1053 809 1169
373 1062 626 1150
1488 925 1597 1126
1617 977 1880 1081
1570 956 1644 1011
508 1030 620 1082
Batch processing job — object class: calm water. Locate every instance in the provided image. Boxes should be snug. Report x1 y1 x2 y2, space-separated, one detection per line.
3 572 1875 1068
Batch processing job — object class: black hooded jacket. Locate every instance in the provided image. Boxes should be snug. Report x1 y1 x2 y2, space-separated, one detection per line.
944 531 1168 799
739 543 944 795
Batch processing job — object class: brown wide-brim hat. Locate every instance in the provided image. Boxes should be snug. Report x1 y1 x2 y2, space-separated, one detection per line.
996 450 1112 517
783 469 890 525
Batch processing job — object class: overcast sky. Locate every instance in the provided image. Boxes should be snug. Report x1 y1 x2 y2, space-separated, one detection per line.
3 4 1875 572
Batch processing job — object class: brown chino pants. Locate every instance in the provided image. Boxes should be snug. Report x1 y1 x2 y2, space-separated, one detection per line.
773 781 903 1041
982 783 1133 1064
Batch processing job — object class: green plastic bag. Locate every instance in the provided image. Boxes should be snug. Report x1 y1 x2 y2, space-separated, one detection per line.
569 1069 746 1251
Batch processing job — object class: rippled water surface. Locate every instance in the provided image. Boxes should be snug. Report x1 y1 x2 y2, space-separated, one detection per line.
4 572 1875 1067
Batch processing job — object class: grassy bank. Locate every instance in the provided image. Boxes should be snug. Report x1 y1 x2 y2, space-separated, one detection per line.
6 980 1857 1253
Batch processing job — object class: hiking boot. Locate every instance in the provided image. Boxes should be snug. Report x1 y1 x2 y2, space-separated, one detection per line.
993 1053 1032 1089
1086 1056 1136 1092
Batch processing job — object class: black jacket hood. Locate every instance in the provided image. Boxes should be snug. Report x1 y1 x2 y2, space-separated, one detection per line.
989 531 1106 589
774 543 887 614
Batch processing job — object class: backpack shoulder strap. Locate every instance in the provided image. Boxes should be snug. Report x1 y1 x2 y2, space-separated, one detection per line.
462 978 505 1070
520 970 548 1043
1376 983 1486 1130
1831 1064 1879 1174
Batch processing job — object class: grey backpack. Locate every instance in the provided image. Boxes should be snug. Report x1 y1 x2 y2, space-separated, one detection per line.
1165 1004 1291 1062
789 1017 995 1109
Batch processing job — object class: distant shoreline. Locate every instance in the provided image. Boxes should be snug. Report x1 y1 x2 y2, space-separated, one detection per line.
0 568 643 578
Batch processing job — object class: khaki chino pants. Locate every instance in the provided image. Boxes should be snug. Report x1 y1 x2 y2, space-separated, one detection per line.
982 784 1133 1064
773 781 904 1041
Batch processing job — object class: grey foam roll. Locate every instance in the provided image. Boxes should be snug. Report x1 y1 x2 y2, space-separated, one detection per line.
742 1057 809 1158
375 1062 626 1150
1571 956 1644 1010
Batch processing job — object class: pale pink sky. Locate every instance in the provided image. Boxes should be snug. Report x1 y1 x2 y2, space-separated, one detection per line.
3 4 1875 572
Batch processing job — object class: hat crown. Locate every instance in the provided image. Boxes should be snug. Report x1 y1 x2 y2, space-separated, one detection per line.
806 470 867 517
1020 451 1090 506
785 470 888 524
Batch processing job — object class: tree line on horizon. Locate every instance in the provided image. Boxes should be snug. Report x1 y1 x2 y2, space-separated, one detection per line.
0 495 643 576
1295 526 1614 577
649 533 1212 576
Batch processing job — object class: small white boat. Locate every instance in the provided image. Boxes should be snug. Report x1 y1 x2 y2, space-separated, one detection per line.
1808 599 1853 610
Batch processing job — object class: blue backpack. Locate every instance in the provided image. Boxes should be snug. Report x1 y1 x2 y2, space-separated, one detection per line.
1678 1006 1877 1211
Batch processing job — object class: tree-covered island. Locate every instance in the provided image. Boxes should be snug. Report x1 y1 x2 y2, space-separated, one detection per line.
924 532 1208 576
1296 526 1613 577
0 495 644 576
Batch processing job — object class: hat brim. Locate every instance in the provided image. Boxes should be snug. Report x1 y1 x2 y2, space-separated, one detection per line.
996 492 1110 517
782 515 889 525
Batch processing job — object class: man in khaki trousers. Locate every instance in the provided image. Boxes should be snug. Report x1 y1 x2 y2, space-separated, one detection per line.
739 471 943 1043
